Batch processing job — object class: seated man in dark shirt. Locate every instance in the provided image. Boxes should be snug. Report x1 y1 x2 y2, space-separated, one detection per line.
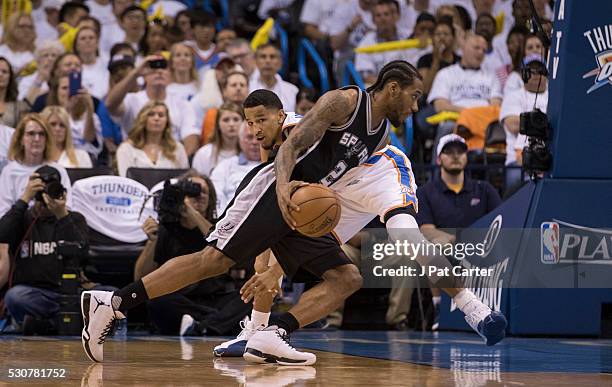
416 134 501 329
134 170 251 335
0 166 90 333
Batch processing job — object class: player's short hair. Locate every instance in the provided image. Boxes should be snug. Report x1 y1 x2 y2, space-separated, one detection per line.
243 89 283 110
366 60 422 93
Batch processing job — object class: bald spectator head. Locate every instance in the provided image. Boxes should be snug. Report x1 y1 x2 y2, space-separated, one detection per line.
461 34 488 69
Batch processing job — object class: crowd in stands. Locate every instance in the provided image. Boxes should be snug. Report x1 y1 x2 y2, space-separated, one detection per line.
0 0 553 335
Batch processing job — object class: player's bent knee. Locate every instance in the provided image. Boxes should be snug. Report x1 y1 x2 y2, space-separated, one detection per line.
323 264 363 294
194 247 234 277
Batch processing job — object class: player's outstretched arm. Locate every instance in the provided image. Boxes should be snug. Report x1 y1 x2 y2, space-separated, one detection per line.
274 89 355 227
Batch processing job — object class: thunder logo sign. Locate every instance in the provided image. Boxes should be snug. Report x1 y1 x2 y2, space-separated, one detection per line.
582 25 612 94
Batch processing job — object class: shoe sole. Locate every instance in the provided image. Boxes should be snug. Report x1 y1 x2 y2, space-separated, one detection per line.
243 348 316 366
81 292 99 362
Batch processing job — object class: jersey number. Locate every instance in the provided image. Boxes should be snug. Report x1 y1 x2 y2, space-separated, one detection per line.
321 161 347 186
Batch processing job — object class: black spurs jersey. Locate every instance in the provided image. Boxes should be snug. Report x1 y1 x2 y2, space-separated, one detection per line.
291 86 390 186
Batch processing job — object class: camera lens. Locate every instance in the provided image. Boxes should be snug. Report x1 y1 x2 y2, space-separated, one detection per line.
45 181 65 199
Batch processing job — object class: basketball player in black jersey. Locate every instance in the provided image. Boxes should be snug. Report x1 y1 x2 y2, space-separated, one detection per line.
80 61 505 366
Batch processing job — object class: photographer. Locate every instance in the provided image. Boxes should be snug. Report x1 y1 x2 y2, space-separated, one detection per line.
0 166 88 333
134 170 251 336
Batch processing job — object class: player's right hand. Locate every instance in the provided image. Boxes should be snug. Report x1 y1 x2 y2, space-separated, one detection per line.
276 181 309 229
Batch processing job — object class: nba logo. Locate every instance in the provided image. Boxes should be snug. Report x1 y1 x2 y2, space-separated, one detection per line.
541 222 560 264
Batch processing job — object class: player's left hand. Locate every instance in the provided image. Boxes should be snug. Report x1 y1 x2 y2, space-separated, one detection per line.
240 269 282 303
276 180 309 229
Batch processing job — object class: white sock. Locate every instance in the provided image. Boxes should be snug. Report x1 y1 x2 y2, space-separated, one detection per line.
454 289 490 320
251 310 270 328
432 296 441 306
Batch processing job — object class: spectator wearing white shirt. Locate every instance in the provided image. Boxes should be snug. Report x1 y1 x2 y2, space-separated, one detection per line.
33 0 62 46
250 44 298 112
226 39 257 78
475 13 508 86
167 43 199 102
491 0 531 72
185 10 220 76
74 26 110 100
85 0 116 27
40 106 93 169
192 102 242 177
210 123 261 214
300 0 349 42
503 33 544 98
0 114 72 217
19 41 65 106
105 55 200 156
500 54 548 167
119 5 147 53
355 1 420 85
99 0 134 54
0 124 15 174
116 101 189 177
428 33 502 154
48 74 104 158
0 13 36 75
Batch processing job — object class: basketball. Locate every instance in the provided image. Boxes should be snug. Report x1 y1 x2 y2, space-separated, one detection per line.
290 184 341 237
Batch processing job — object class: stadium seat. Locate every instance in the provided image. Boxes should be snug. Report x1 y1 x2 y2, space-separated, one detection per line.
126 168 189 190
66 166 114 184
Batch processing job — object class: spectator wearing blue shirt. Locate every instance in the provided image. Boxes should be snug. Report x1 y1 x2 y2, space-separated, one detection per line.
416 134 501 329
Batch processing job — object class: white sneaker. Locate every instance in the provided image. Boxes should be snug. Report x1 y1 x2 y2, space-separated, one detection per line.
463 300 507 346
213 317 264 357
81 291 125 362
243 327 316 366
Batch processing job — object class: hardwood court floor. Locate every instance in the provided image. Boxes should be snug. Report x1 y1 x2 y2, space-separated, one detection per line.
1 333 611 386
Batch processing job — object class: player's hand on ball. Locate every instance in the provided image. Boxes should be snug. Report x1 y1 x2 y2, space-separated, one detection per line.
240 270 281 303
276 180 309 229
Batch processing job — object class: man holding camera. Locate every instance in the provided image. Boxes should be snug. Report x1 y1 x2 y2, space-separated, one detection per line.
134 171 251 336
0 166 88 333
105 55 200 156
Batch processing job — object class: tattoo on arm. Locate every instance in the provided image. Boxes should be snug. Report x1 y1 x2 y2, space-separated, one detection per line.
274 90 353 184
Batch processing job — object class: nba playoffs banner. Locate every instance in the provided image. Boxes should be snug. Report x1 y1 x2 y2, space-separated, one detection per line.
548 0 612 178
72 176 156 243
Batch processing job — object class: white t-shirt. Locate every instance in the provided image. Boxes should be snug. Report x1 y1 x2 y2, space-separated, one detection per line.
210 154 261 214
34 19 59 46
355 28 427 75
57 149 94 169
191 144 238 177
327 0 374 59
115 141 189 177
70 114 104 157
0 125 15 173
18 73 49 101
167 82 198 102
428 64 503 108
82 57 110 99
249 71 299 113
100 22 126 55
503 71 524 98
300 0 351 35
500 88 548 165
0 45 34 74
117 90 200 141
0 161 72 217
85 0 116 26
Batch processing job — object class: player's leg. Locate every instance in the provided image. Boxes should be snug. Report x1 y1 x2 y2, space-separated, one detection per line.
81 247 235 362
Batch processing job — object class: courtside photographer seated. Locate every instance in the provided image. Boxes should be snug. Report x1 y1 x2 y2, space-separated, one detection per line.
135 170 251 336
0 166 95 334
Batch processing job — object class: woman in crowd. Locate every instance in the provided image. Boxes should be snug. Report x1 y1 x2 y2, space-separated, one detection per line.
0 12 36 74
0 114 71 216
417 17 460 95
74 26 110 99
192 102 242 177
0 58 28 128
295 88 317 116
47 74 103 159
140 19 170 57
116 101 189 177
40 106 93 168
503 34 545 97
167 43 199 102
18 41 65 106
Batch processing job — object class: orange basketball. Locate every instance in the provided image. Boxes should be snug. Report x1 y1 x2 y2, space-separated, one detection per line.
290 184 341 238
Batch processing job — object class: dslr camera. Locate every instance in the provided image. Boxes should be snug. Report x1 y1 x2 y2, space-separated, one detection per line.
155 179 201 224
34 166 66 202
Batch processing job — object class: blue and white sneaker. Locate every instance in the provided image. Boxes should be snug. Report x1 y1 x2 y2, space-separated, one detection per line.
213 317 264 357
464 302 507 346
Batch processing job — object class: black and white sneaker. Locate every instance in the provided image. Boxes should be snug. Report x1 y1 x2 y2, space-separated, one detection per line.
81 291 125 362
243 326 316 366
